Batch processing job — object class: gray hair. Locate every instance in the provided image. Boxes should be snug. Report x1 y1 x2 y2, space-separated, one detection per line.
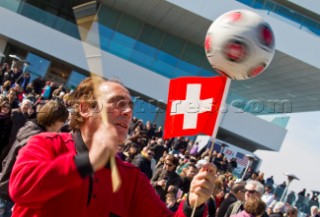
21 99 32 106
246 180 264 195
273 202 285 213
311 205 319 214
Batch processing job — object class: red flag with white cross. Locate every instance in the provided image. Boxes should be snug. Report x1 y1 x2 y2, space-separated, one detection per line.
164 76 228 139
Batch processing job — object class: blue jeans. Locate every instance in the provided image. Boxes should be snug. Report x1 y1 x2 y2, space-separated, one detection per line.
0 198 13 217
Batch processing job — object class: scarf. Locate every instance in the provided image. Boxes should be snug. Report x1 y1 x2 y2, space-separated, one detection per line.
0 112 10 120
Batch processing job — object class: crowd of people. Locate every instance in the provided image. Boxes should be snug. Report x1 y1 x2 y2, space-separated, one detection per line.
0 63 319 217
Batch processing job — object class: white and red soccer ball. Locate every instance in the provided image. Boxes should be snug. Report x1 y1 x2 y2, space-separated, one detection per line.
205 9 275 80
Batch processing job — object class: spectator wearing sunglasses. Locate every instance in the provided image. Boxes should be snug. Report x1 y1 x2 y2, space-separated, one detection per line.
131 146 155 179
225 180 266 217
151 154 181 202
230 197 266 217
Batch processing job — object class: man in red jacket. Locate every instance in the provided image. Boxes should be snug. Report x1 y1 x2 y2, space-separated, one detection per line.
9 76 217 217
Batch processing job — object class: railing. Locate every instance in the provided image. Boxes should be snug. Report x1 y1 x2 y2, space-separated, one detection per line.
237 0 320 36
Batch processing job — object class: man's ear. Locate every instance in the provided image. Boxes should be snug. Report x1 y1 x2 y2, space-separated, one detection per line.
79 103 92 118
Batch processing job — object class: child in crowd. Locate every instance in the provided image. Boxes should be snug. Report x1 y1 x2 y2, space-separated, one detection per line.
166 192 179 212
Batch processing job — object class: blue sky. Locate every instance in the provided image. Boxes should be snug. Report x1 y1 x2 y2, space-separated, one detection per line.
288 0 320 14
256 112 320 195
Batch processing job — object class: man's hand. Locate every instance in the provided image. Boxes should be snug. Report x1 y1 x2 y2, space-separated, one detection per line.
188 163 217 208
88 121 119 171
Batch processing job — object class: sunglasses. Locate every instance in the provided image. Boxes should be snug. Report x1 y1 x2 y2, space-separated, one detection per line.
1 105 10 109
165 162 173 167
147 152 154 156
245 189 257 194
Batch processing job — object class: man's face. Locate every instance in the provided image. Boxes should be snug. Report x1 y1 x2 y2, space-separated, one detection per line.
146 150 154 160
157 138 163 145
237 188 246 201
96 82 133 144
245 183 259 200
27 107 34 115
186 167 198 180
8 91 16 100
21 102 31 113
311 207 318 215
129 147 137 154
265 186 271 193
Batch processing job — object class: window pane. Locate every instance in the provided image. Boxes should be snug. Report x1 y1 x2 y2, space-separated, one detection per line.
160 33 185 57
133 98 156 123
66 71 87 89
181 42 204 66
25 52 51 82
99 6 121 29
139 24 164 48
117 14 142 38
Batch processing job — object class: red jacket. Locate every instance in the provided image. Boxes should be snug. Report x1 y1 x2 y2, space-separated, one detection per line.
10 132 206 217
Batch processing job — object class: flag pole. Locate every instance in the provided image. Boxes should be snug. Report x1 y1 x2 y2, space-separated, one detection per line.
208 77 231 161
73 2 121 192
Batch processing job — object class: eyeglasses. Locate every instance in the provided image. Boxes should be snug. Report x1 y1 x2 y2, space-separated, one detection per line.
245 189 257 194
114 99 133 110
108 97 134 111
165 162 173 167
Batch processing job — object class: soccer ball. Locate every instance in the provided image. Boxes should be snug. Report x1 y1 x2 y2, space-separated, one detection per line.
204 9 275 80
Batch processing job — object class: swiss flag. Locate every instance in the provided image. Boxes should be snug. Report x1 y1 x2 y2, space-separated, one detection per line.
164 76 228 139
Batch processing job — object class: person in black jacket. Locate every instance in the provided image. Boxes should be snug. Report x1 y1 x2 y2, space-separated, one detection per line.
151 154 181 202
32 76 45 95
0 98 12 154
0 100 69 217
151 138 167 163
131 146 155 179
179 163 198 198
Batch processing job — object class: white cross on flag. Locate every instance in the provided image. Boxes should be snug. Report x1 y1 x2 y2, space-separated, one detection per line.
164 76 227 139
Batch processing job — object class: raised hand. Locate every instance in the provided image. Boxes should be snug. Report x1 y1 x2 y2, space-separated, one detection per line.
188 163 217 208
88 121 119 171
